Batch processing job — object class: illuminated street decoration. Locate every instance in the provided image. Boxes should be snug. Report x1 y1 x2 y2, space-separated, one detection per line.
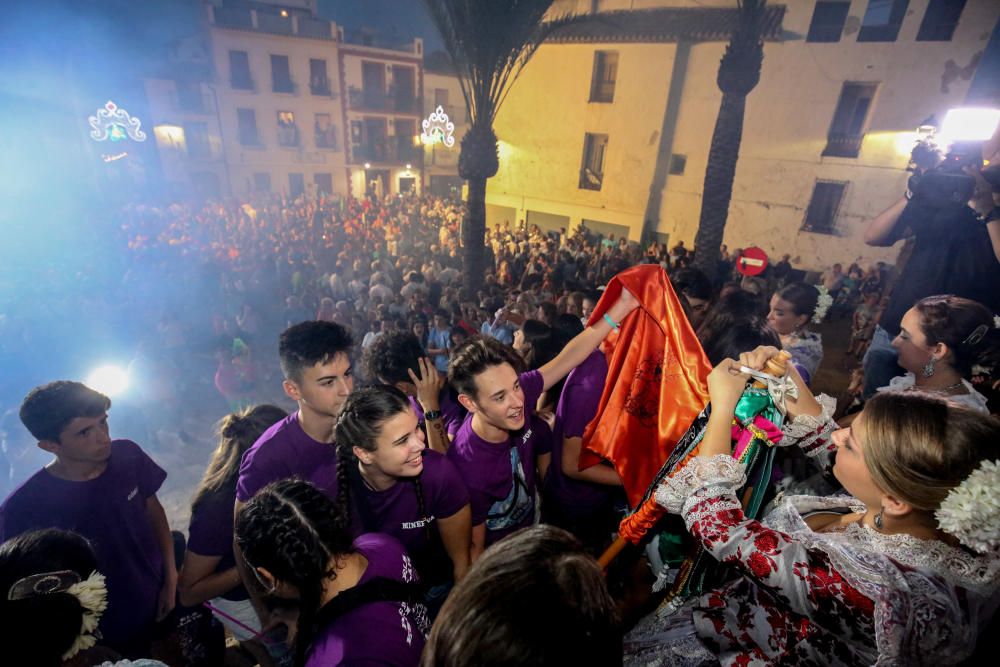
101 152 129 163
89 101 147 142
420 105 455 148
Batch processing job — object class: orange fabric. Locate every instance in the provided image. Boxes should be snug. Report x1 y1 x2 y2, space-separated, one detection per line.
581 264 711 507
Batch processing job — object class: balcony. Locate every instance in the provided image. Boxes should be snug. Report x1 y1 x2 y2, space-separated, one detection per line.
351 137 421 166
822 133 864 159
348 86 420 114
257 12 293 36
315 126 338 150
209 6 336 41
310 76 332 97
172 89 213 114
278 125 301 148
230 76 255 92
272 78 296 94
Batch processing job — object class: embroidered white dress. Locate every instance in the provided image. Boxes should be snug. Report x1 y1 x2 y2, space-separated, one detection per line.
624 398 1000 666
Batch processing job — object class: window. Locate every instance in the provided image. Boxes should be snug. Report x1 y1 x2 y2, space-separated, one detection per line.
277 111 299 147
229 50 253 90
289 172 305 198
668 154 687 175
271 54 294 93
802 181 848 234
183 122 210 157
177 81 205 112
822 82 878 158
315 113 337 149
237 108 259 145
253 172 271 192
310 58 330 95
314 172 333 195
857 0 910 42
916 0 966 41
807 2 851 42
579 133 608 190
589 51 618 103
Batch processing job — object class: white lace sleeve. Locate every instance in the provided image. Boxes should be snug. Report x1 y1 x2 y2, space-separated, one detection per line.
778 394 837 459
654 454 746 517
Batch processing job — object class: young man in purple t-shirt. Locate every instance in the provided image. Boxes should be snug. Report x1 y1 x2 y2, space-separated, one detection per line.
0 381 176 657
447 288 638 558
543 349 625 551
236 321 354 507
363 330 466 452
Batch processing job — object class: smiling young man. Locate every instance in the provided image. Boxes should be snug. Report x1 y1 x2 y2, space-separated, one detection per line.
236 320 354 507
447 288 637 558
0 381 175 658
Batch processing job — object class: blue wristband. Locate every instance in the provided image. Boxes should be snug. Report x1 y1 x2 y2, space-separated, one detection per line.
602 313 620 330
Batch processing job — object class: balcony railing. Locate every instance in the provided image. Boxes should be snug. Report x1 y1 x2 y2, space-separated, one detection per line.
579 168 603 191
209 6 336 41
348 86 420 113
172 90 213 114
822 134 864 158
272 78 296 94
278 125 301 148
257 12 293 35
310 76 332 97
230 75 255 91
351 138 421 165
315 127 338 150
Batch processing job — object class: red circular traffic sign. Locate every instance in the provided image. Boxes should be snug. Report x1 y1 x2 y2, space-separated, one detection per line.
736 247 769 276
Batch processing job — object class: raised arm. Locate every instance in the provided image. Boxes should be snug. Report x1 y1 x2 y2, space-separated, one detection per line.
863 196 907 247
538 288 638 391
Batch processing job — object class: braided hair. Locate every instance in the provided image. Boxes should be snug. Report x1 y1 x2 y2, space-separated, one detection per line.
235 479 353 666
335 386 432 542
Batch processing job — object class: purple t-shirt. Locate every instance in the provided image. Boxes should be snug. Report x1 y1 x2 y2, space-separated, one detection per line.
351 450 468 585
545 350 621 517
236 411 338 502
187 485 247 601
408 387 466 438
306 533 429 667
447 369 552 545
0 440 166 652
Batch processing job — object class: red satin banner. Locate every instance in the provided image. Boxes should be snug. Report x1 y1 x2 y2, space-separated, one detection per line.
581 264 711 507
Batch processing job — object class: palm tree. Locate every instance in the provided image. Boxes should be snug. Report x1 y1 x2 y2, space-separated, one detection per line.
692 0 767 280
423 0 567 297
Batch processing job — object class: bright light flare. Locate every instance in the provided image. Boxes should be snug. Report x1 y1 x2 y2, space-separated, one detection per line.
86 365 129 397
938 108 1000 143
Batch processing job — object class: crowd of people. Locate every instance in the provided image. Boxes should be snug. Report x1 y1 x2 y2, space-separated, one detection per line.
0 176 999 667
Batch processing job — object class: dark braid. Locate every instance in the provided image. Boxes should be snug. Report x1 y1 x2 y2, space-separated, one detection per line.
235 479 353 666
335 443 354 525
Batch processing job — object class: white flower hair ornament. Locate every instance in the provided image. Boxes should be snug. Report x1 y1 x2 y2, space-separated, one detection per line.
812 285 833 324
6 569 108 659
935 459 1000 555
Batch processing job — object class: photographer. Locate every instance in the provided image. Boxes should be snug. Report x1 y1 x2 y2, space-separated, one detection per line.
862 131 1000 398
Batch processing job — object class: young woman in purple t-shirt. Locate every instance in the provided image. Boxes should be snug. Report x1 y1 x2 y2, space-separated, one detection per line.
235 479 429 667
179 404 287 642
334 386 471 599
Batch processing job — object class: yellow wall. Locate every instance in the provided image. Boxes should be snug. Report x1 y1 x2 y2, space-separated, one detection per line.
490 0 999 270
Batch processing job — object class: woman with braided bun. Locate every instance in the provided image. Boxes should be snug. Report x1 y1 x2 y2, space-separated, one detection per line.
624 347 1000 666
766 282 826 386
334 385 471 617
179 404 287 641
235 478 429 667
882 294 998 413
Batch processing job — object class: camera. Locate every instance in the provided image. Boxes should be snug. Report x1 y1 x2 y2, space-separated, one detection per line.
908 138 980 209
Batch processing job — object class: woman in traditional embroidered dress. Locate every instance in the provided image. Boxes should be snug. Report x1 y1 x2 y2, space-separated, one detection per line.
625 346 1000 666
879 294 996 414
766 283 825 386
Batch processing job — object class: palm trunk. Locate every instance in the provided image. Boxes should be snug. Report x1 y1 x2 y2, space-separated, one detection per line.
693 91 747 280
462 176 488 298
